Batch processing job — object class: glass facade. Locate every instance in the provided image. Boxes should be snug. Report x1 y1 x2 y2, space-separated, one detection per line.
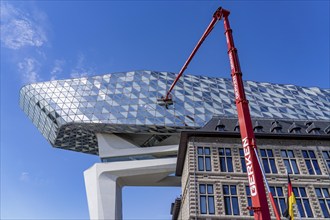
20 71 330 154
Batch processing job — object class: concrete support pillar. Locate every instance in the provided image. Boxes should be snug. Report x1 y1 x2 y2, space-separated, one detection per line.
84 158 180 220
84 171 122 220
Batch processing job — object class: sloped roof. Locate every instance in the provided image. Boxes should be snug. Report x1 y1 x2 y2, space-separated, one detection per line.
176 117 330 176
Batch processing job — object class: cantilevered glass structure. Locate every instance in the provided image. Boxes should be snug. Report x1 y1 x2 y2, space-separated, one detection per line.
20 71 330 154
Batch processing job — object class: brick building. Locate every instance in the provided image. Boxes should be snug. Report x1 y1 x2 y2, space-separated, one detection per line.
173 117 330 219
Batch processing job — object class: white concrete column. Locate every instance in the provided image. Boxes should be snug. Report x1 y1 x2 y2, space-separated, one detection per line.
84 158 180 220
84 166 122 219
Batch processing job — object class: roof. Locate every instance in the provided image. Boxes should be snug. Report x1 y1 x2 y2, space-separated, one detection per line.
175 117 330 176
19 70 330 154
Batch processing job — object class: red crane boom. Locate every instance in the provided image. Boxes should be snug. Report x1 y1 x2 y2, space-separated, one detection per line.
160 7 281 220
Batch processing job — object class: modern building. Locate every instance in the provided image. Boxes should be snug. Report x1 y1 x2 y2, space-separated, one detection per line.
19 70 330 219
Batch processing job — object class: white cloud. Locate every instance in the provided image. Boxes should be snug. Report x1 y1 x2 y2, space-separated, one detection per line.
18 57 41 83
19 172 30 182
70 70 91 78
0 2 47 50
50 59 65 80
19 171 50 185
70 53 95 78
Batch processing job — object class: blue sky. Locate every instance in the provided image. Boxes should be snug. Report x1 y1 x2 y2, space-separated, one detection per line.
1 1 329 219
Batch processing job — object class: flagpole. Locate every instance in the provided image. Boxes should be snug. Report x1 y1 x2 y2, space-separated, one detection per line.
285 169 298 220
297 208 302 220
291 169 302 220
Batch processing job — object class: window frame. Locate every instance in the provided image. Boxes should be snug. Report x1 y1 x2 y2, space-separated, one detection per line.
315 187 330 218
239 148 247 173
199 183 215 215
322 150 330 171
197 147 212 172
302 150 322 175
293 187 313 218
223 184 240 216
219 147 233 172
269 186 287 217
259 149 278 174
281 149 300 174
245 185 253 216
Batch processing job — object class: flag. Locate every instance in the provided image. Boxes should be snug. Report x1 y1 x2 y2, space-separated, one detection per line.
284 174 296 220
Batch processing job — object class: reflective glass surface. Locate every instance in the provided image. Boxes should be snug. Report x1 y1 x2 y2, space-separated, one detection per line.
20 70 330 154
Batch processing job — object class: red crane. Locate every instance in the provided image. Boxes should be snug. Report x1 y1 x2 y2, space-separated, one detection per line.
159 7 281 220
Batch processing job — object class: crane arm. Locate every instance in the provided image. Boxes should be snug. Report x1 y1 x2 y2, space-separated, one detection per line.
160 7 281 220
163 8 223 102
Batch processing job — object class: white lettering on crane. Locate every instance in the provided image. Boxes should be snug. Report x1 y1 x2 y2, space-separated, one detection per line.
243 137 257 196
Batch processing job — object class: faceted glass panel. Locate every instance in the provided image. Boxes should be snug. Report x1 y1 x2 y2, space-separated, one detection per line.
19 70 330 154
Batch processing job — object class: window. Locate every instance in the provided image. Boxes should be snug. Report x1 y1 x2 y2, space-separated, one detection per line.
245 186 253 216
270 186 286 216
260 149 277 174
240 149 247 173
315 187 330 218
293 187 313 218
281 150 299 174
302 150 321 175
322 151 330 170
223 185 240 215
219 148 233 172
197 147 212 171
199 184 215 215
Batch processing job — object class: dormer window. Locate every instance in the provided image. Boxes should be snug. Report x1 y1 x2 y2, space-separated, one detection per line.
306 122 321 134
288 122 301 134
234 121 240 132
325 125 330 134
215 120 226 131
270 120 282 133
253 121 263 132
